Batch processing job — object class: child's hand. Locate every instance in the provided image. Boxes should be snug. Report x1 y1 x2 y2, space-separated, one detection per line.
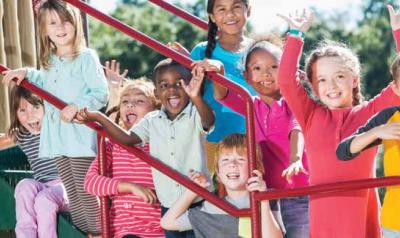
60 104 78 123
247 170 267 192
1 68 27 86
189 170 210 189
104 60 128 88
277 9 314 33
387 5 400 31
181 68 205 99
127 183 157 204
191 59 225 75
75 108 100 123
281 159 308 184
167 42 190 56
372 122 400 140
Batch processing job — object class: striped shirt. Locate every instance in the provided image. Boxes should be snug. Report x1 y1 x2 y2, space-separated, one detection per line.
84 141 164 238
15 130 59 183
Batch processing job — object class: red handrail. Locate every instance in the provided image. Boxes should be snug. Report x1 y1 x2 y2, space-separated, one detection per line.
148 0 208 31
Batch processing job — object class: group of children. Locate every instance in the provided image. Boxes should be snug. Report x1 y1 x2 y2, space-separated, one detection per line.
0 0 399 237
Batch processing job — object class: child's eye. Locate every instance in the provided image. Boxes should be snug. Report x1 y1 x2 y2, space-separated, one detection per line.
159 82 167 89
18 109 26 113
337 74 345 79
317 78 326 83
271 65 278 69
176 82 182 88
136 100 145 104
34 105 41 110
121 100 128 105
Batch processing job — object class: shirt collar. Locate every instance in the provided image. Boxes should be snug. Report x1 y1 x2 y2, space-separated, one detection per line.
158 102 193 121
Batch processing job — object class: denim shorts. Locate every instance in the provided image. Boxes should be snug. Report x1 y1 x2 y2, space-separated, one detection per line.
280 196 309 238
383 228 400 238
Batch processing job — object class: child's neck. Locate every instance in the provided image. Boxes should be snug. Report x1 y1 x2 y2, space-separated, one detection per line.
56 45 75 58
260 93 281 106
226 189 249 200
218 32 247 53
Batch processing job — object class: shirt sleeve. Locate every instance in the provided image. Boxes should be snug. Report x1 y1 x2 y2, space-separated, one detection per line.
175 210 193 231
130 113 151 146
217 90 246 116
84 140 120 196
336 107 399 160
190 43 206 61
72 49 109 110
278 36 318 129
26 68 45 88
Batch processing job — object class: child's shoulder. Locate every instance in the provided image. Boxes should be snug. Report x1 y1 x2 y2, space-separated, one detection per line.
77 47 99 60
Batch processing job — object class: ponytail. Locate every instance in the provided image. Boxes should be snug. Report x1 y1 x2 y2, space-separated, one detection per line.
205 21 218 58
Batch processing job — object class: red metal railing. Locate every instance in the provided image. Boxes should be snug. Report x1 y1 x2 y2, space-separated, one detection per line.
148 0 208 30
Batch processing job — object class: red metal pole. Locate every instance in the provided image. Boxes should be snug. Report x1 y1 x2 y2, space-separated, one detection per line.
97 135 111 238
148 0 208 31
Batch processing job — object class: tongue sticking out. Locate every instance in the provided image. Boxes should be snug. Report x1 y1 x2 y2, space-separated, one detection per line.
127 114 137 123
168 98 180 108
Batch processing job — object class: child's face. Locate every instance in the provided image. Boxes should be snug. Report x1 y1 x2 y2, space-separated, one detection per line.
155 68 190 120
209 0 250 36
45 10 75 50
17 98 44 135
311 56 358 109
244 49 280 99
217 148 249 192
119 88 155 129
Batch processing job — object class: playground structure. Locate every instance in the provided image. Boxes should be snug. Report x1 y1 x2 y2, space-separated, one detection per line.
1 0 400 237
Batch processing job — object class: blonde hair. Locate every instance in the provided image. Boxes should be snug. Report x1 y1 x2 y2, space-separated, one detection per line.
305 40 364 106
37 0 85 69
110 78 160 128
214 133 264 175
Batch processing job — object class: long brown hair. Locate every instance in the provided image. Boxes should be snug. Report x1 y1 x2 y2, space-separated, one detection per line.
7 87 44 140
305 40 364 106
37 0 85 69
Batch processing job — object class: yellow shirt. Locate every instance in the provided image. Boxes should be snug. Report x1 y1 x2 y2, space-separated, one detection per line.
381 111 400 230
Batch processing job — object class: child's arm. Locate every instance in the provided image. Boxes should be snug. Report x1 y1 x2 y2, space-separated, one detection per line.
0 133 15 150
161 170 210 231
247 170 283 238
282 129 307 183
182 64 215 130
336 107 400 160
76 108 142 145
277 11 317 128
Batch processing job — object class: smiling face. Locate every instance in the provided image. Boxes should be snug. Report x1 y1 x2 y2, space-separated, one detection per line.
209 0 250 37
244 49 280 100
45 10 75 53
217 147 249 192
17 98 44 135
311 56 358 109
155 67 190 120
119 88 155 129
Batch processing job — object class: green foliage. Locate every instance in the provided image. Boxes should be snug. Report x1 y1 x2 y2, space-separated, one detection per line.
89 0 205 78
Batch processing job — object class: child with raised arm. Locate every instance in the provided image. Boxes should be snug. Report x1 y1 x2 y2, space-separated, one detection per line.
336 56 400 238
194 39 310 237
78 58 214 238
161 133 283 238
2 0 109 235
84 79 164 238
277 6 400 237
0 87 68 238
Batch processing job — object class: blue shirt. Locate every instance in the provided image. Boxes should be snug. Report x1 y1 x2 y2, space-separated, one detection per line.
26 48 109 158
191 41 256 142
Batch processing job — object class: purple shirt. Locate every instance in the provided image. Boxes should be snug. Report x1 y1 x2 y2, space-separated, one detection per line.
219 91 309 189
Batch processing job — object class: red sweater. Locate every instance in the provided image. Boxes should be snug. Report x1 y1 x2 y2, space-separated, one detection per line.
278 31 400 238
84 142 164 238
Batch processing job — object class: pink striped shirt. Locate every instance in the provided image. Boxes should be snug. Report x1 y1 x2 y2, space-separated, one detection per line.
84 141 164 238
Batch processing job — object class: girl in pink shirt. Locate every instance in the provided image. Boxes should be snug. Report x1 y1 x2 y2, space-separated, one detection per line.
278 6 400 238
84 78 164 238
192 39 310 237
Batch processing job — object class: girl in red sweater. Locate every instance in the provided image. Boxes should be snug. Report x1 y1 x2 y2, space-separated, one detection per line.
278 6 400 238
84 78 164 238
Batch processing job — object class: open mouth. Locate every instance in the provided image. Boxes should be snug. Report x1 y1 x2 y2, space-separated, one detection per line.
167 96 181 109
27 121 40 131
56 33 67 38
226 172 240 180
327 92 342 99
259 81 274 87
126 113 137 124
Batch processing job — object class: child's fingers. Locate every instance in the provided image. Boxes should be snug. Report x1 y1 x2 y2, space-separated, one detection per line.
105 60 110 70
277 13 291 24
252 170 263 178
387 5 395 17
121 69 129 78
16 78 24 85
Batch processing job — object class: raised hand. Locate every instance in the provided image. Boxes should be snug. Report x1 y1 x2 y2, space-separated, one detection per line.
277 9 314 33
388 5 400 31
189 170 211 189
104 60 128 88
247 170 267 192
181 65 205 99
1 68 27 86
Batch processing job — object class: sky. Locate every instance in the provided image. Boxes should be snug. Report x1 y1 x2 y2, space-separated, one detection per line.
89 0 363 33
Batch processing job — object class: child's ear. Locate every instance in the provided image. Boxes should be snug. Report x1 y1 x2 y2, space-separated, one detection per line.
209 14 216 23
352 75 359 89
243 71 249 81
